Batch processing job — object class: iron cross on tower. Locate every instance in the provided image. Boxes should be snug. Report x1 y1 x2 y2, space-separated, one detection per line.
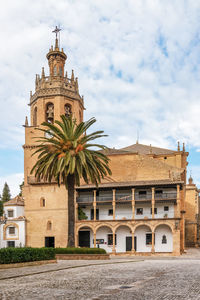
52 26 61 48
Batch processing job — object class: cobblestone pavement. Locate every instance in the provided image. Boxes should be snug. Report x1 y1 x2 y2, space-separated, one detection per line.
1 254 200 299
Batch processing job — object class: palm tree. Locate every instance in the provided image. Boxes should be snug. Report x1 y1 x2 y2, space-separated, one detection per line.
31 115 112 247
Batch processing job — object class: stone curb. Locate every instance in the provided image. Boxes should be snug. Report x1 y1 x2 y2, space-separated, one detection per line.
0 259 57 270
56 254 110 260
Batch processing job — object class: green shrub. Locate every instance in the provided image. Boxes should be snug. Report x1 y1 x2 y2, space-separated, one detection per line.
0 247 55 264
55 247 106 254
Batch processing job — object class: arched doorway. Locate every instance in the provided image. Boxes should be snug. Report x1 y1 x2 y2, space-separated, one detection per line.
115 225 132 253
96 226 113 253
155 224 173 252
134 225 152 252
78 226 94 248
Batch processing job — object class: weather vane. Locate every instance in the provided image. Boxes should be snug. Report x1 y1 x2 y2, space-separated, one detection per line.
52 26 61 39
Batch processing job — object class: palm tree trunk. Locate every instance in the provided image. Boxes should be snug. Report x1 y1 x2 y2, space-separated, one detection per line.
67 174 75 247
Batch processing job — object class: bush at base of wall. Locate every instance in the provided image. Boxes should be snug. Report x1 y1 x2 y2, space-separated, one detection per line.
0 247 55 264
55 247 106 254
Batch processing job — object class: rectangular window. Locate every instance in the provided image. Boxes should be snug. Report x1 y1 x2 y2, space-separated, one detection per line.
164 206 169 211
9 227 15 235
7 241 15 248
146 233 152 245
150 208 157 214
108 209 113 216
91 209 99 220
107 234 117 246
8 210 14 217
136 208 143 215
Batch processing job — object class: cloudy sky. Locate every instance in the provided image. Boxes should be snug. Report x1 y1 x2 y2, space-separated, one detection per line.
0 0 200 196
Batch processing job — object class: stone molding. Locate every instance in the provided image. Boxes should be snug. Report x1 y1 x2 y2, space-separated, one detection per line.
3 223 19 241
30 87 84 107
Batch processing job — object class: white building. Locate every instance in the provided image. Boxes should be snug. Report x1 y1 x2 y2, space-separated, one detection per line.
0 196 26 248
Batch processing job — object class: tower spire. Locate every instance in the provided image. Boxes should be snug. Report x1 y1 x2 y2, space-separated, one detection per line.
47 27 67 77
52 26 61 50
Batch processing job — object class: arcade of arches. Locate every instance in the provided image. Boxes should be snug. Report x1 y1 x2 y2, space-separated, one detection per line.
76 220 177 255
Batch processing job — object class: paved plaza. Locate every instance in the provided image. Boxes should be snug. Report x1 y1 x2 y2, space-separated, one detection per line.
1 249 200 300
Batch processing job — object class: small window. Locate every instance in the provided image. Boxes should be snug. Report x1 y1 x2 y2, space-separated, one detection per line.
146 233 152 245
107 234 117 246
59 66 62 76
108 209 113 216
65 104 72 118
150 208 157 214
136 208 143 215
46 103 54 123
40 197 45 207
9 227 15 235
8 210 14 218
162 235 167 244
164 206 169 211
47 221 52 230
7 241 15 248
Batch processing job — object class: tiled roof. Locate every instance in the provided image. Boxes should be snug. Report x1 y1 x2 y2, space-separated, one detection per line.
101 148 131 155
4 196 24 206
101 143 177 156
76 179 184 190
120 143 175 155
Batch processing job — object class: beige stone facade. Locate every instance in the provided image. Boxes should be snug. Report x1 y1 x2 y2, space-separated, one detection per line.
23 37 199 254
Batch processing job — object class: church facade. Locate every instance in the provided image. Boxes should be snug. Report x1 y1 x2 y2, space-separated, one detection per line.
23 34 199 255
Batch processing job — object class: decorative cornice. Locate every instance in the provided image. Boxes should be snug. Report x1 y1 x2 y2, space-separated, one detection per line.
30 87 84 107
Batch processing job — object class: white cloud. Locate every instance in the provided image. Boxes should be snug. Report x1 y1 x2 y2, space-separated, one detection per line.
0 1 200 183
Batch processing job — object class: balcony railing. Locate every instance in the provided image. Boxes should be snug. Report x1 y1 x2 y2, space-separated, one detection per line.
97 196 113 202
77 191 177 203
77 196 93 203
155 192 177 200
116 194 132 202
135 193 152 201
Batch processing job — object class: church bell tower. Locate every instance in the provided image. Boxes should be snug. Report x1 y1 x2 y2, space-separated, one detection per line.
23 28 84 248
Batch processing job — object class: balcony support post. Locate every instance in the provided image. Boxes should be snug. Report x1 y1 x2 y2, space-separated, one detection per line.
132 188 135 220
132 232 135 254
93 190 96 221
112 189 116 220
151 187 155 219
176 185 180 218
112 230 116 254
151 232 155 253
93 231 96 248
